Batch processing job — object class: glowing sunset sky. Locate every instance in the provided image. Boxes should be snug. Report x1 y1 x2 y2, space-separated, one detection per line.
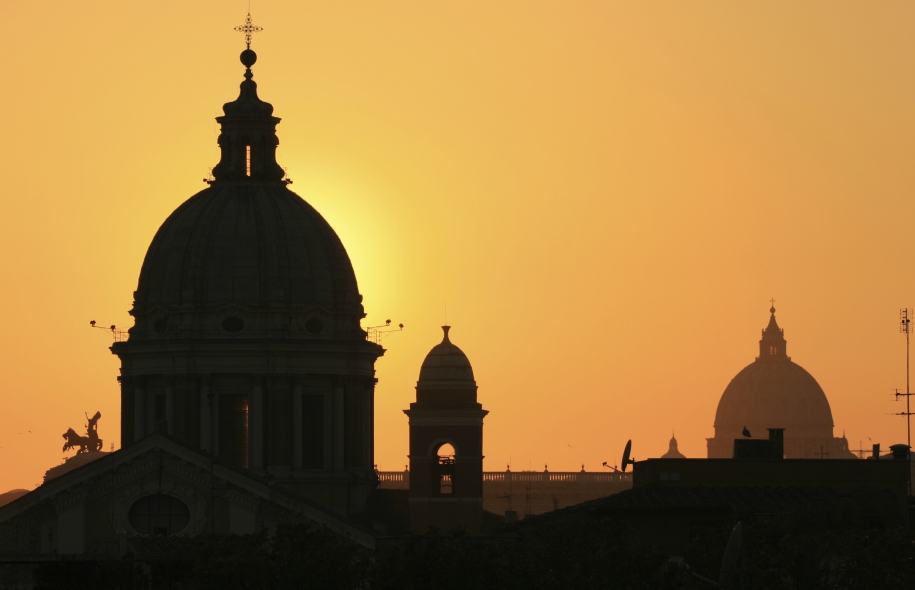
1 1 915 491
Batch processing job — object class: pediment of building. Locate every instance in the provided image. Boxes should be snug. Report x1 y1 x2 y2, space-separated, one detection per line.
0 434 374 551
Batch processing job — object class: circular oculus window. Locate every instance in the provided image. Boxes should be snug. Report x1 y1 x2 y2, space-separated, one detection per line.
128 494 190 536
305 318 324 334
221 317 245 333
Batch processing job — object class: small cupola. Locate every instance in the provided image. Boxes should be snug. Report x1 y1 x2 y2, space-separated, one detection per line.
414 326 480 407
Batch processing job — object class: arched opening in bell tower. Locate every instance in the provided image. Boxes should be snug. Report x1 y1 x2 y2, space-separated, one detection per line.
435 443 456 495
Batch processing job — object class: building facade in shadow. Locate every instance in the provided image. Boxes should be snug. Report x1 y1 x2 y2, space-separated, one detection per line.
0 36 387 567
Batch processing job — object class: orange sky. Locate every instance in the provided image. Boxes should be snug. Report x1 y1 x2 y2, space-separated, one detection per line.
2 1 915 491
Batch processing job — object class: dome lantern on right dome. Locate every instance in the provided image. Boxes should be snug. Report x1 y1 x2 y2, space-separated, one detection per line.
706 306 856 459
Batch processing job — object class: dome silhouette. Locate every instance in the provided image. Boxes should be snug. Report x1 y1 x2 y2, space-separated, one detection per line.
127 49 365 342
419 326 475 382
707 307 854 459
661 434 686 459
133 184 362 338
714 355 834 440
415 326 478 407
113 47 384 503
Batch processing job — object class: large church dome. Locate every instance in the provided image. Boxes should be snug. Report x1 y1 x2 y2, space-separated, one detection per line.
707 307 850 459
113 42 384 513
714 354 834 438
127 48 363 342
134 184 361 337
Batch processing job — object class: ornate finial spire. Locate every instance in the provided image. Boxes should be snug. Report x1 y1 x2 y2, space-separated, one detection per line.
770 298 776 314
235 13 263 49
441 325 451 343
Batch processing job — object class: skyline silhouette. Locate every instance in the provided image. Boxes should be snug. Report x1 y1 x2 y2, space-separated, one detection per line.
2 2 915 493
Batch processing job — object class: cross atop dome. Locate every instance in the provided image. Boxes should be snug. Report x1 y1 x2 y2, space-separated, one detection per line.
234 13 263 49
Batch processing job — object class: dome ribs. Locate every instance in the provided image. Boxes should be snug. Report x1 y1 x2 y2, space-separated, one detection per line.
173 191 220 308
286 192 361 319
712 356 837 457
193 186 241 307
228 187 261 303
278 193 315 306
259 186 293 306
130 184 364 341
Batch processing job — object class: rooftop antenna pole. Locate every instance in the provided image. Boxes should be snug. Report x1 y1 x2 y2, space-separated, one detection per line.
365 319 405 346
898 309 913 449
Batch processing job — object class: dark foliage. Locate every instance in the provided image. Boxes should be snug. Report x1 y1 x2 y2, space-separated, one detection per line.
360 488 410 535
501 520 670 589
683 516 915 589
28 516 915 590
371 521 670 590
181 524 369 590
33 560 139 590
371 529 510 590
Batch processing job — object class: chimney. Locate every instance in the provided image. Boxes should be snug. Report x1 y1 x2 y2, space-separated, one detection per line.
767 428 785 459
890 444 910 461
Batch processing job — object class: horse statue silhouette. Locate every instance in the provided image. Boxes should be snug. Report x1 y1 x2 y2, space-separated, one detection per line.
62 411 103 455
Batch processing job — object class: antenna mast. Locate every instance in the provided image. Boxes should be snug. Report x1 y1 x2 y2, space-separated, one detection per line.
89 320 128 343
896 309 913 449
365 320 404 345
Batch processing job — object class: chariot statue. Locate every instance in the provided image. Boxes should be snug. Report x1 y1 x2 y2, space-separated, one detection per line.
62 411 103 455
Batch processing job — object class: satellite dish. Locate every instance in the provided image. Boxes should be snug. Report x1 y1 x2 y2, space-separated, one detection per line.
718 521 744 589
621 439 635 472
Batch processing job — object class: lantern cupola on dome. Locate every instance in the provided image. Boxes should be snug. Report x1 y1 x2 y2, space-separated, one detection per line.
210 46 285 183
759 305 788 359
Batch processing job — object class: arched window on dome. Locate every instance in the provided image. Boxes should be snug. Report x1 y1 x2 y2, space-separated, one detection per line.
436 443 456 495
245 145 251 177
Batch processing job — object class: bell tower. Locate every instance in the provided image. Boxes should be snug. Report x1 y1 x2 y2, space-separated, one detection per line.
404 326 488 533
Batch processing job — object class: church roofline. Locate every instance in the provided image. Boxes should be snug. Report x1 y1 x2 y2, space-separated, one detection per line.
0 433 375 549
